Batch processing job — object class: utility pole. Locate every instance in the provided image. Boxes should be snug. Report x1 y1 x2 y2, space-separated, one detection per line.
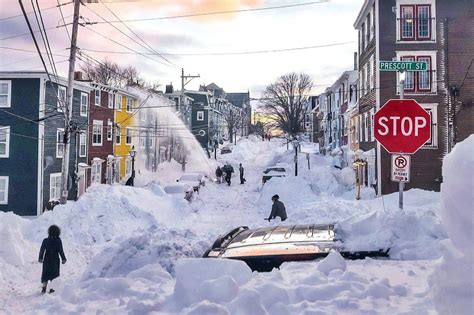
180 68 200 126
60 0 80 204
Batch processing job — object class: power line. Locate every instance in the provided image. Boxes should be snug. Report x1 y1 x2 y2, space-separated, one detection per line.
0 2 64 22
98 0 177 67
90 1 331 24
81 7 175 68
79 41 356 57
82 24 174 68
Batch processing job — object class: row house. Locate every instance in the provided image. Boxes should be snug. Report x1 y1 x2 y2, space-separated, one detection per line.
0 71 92 216
354 0 474 194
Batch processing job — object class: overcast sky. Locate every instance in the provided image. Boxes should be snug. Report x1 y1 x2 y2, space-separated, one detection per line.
0 0 363 99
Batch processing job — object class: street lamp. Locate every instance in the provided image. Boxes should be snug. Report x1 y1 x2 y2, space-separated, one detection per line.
129 145 136 186
292 139 300 176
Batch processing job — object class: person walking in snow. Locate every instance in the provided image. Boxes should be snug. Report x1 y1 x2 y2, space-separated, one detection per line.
215 166 223 184
223 163 234 186
38 225 67 294
239 163 246 184
266 194 287 222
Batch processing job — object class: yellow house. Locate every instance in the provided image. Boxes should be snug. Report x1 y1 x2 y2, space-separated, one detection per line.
114 90 138 181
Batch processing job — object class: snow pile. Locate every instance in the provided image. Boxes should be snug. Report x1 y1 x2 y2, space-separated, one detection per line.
0 212 31 266
83 226 208 279
317 252 347 275
431 135 474 314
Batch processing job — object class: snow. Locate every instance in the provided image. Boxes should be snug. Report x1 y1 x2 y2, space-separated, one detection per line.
431 134 474 315
0 134 468 314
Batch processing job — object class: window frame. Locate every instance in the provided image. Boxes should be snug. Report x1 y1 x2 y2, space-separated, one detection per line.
80 92 88 117
94 90 100 106
0 80 12 108
398 3 434 42
79 132 87 157
115 94 122 111
126 97 133 113
116 127 121 145
197 111 204 121
49 173 61 201
398 51 436 94
56 128 65 158
0 126 10 158
107 120 113 141
92 120 103 146
422 103 438 148
400 5 415 40
108 93 114 109
57 85 67 113
417 5 432 39
125 127 132 145
0 176 8 204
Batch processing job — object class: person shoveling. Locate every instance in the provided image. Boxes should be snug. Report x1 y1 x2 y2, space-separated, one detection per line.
266 194 287 222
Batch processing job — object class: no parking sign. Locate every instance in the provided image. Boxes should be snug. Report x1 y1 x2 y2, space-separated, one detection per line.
391 154 411 182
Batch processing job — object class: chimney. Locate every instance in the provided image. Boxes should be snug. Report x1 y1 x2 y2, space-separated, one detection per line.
353 52 358 70
165 83 174 94
74 71 83 81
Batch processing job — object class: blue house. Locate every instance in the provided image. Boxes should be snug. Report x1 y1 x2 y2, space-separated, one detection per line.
184 91 211 149
0 71 92 216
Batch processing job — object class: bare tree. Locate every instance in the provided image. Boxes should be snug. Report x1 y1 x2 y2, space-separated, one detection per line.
80 59 144 88
262 72 313 138
222 105 244 143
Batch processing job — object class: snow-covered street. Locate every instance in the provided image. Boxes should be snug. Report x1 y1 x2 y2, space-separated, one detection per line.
0 135 471 314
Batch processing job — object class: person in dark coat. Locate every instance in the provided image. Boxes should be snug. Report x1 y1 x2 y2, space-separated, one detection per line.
215 166 223 184
266 194 287 222
239 163 246 184
38 225 67 294
223 163 234 186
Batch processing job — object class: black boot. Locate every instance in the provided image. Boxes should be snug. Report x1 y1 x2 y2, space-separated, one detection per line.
41 284 47 294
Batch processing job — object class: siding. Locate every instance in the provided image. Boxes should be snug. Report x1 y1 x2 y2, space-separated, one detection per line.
0 78 40 216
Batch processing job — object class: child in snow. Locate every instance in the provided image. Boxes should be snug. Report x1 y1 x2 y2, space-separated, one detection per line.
38 225 67 294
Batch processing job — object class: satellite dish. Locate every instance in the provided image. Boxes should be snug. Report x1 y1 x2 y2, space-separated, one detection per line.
198 130 206 136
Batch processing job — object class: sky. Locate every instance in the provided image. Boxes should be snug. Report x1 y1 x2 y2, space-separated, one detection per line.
0 0 364 100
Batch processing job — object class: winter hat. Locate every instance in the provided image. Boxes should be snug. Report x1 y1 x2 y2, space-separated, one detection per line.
272 194 279 200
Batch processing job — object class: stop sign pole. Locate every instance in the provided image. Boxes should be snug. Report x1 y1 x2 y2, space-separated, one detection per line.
398 73 405 210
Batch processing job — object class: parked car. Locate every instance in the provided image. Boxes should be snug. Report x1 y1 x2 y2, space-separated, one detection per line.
177 173 204 192
163 183 194 201
262 166 287 184
178 172 207 186
221 146 232 155
203 224 389 272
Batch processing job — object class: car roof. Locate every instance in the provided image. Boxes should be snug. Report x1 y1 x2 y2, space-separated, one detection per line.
227 224 335 248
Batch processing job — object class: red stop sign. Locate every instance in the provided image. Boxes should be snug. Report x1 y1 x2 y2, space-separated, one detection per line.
374 99 431 154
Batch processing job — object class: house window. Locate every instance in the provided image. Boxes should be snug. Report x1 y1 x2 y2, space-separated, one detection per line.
115 94 122 111
79 133 86 157
369 55 375 90
91 162 102 183
366 12 371 44
0 126 10 158
366 61 371 92
92 120 103 146
0 80 12 108
57 85 66 112
197 111 204 121
399 4 433 41
95 90 100 106
108 93 114 109
107 120 113 141
49 173 61 201
80 92 88 117
361 22 366 49
56 128 65 158
126 128 132 145
0 176 8 204
116 127 121 145
126 97 133 112
399 53 436 93
422 104 438 148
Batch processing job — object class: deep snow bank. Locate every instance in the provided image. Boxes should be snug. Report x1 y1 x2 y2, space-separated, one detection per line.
431 135 474 314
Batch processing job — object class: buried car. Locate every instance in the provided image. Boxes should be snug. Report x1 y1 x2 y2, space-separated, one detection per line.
262 166 287 184
221 146 232 155
163 183 194 201
203 224 389 272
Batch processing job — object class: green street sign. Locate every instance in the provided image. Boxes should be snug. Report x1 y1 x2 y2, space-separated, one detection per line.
379 61 428 71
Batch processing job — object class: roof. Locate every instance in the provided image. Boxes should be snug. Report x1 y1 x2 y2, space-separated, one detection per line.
354 0 374 29
185 91 210 106
226 92 250 108
0 71 93 92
